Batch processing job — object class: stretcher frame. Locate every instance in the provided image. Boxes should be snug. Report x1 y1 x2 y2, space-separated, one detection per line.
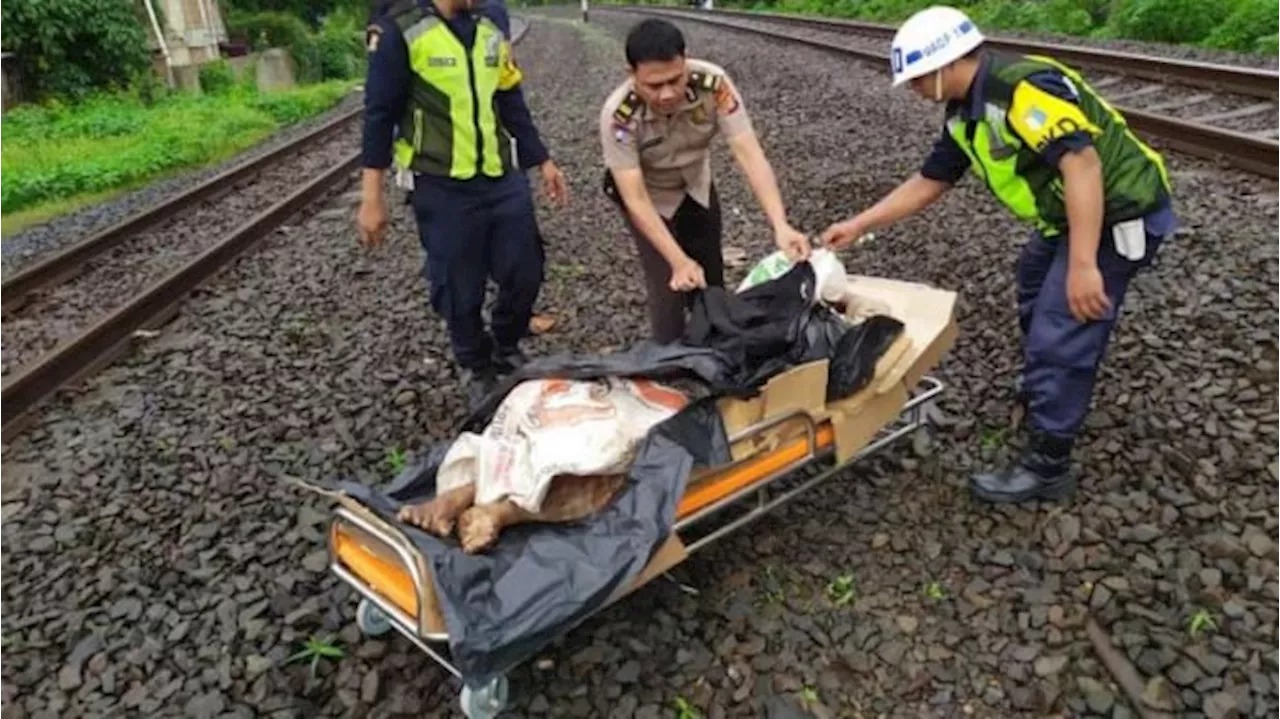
326 374 945 717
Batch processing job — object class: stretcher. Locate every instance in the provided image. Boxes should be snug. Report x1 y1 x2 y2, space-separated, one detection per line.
325 276 958 718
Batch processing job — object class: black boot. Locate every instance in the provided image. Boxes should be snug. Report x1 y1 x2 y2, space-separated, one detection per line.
492 346 529 376
462 365 500 413
970 431 1077 503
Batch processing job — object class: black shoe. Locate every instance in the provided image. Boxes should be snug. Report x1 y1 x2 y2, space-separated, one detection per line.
970 431 1077 504
463 366 500 412
492 346 529 375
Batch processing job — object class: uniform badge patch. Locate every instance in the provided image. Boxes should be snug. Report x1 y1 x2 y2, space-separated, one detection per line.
612 122 634 146
1024 107 1048 131
690 105 708 124
714 79 739 115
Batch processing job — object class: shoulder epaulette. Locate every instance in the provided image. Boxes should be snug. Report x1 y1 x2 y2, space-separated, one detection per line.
613 91 641 123
687 70 722 94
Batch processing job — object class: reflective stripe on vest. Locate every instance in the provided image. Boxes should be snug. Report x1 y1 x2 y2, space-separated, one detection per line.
946 105 1056 235
392 11 517 180
947 54 1170 236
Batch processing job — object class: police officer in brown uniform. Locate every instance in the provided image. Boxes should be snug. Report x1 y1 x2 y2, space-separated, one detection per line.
601 18 810 343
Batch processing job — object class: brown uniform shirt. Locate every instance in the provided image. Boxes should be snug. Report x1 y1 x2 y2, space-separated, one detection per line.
600 58 754 219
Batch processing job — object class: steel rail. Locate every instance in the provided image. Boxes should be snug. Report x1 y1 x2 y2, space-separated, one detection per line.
618 7 1279 178
1 106 363 310
0 14 534 441
0 152 363 439
664 6 1279 99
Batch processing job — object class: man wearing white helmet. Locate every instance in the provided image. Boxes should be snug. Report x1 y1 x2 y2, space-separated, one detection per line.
823 6 1176 505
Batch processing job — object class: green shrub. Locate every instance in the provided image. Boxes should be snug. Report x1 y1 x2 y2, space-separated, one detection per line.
227 9 313 51
227 9 324 81
1105 0 1220 43
246 80 350 123
316 11 367 80
1256 33 1280 55
1201 0 1280 52
199 59 238 95
1 0 152 100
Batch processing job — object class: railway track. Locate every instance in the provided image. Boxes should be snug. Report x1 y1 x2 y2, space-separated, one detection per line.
0 17 530 440
620 6 1279 178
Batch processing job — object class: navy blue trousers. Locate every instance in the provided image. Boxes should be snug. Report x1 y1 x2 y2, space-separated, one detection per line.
1017 225 1164 439
411 173 543 370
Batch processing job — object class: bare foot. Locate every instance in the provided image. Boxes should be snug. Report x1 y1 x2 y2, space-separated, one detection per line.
396 483 475 537
457 505 503 554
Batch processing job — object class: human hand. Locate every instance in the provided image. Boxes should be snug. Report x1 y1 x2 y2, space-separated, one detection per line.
775 223 811 262
357 197 388 248
668 255 707 292
819 216 868 250
539 160 568 207
1066 262 1111 322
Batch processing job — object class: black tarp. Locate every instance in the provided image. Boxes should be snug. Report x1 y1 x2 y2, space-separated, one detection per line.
325 263 905 686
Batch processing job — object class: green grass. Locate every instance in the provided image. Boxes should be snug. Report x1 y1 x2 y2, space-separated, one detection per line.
1 79 356 224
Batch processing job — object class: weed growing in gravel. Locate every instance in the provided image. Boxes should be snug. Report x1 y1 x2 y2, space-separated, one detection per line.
673 696 702 719
800 686 820 707
826 574 856 607
925 580 947 601
548 262 588 283
759 565 787 605
384 446 407 474
287 635 345 678
978 426 1008 451
1187 608 1218 638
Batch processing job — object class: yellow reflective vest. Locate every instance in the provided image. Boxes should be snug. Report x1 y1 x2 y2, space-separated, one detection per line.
390 4 522 179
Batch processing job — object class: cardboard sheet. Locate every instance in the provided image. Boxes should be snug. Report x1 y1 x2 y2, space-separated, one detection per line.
703 277 959 473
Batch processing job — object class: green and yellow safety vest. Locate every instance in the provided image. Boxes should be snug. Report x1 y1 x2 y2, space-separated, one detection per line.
389 3 522 180
946 53 1171 236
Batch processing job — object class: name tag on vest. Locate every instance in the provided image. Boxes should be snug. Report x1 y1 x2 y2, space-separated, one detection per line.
428 57 457 67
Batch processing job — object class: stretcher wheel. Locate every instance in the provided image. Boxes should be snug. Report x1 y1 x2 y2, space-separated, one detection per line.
460 676 509 718
356 598 392 637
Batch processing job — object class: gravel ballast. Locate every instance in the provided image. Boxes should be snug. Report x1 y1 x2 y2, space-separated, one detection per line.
1 9 1276 718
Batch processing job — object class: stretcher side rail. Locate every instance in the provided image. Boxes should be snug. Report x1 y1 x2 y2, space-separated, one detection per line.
329 508 453 645
676 374 943 553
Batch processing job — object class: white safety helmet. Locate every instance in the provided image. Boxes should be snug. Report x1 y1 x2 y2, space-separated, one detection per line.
889 6 985 87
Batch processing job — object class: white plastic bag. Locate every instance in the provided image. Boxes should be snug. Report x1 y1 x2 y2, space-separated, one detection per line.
736 247 849 304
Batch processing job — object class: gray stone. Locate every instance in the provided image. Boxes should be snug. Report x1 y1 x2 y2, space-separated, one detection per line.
1246 533 1275 558
1033 655 1068 677
1203 691 1240 719
1168 658 1204 687
301 550 329 574
1140 676 1178 712
183 691 226 719
1078 676 1115 714
360 669 379 703
896 615 919 635
614 660 641 684
244 655 272 680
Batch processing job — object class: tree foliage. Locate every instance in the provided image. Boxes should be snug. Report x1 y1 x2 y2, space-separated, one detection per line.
708 0 1279 56
1 0 153 100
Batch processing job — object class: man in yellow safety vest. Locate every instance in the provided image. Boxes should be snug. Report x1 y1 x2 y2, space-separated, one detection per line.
358 0 568 409
823 6 1176 505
